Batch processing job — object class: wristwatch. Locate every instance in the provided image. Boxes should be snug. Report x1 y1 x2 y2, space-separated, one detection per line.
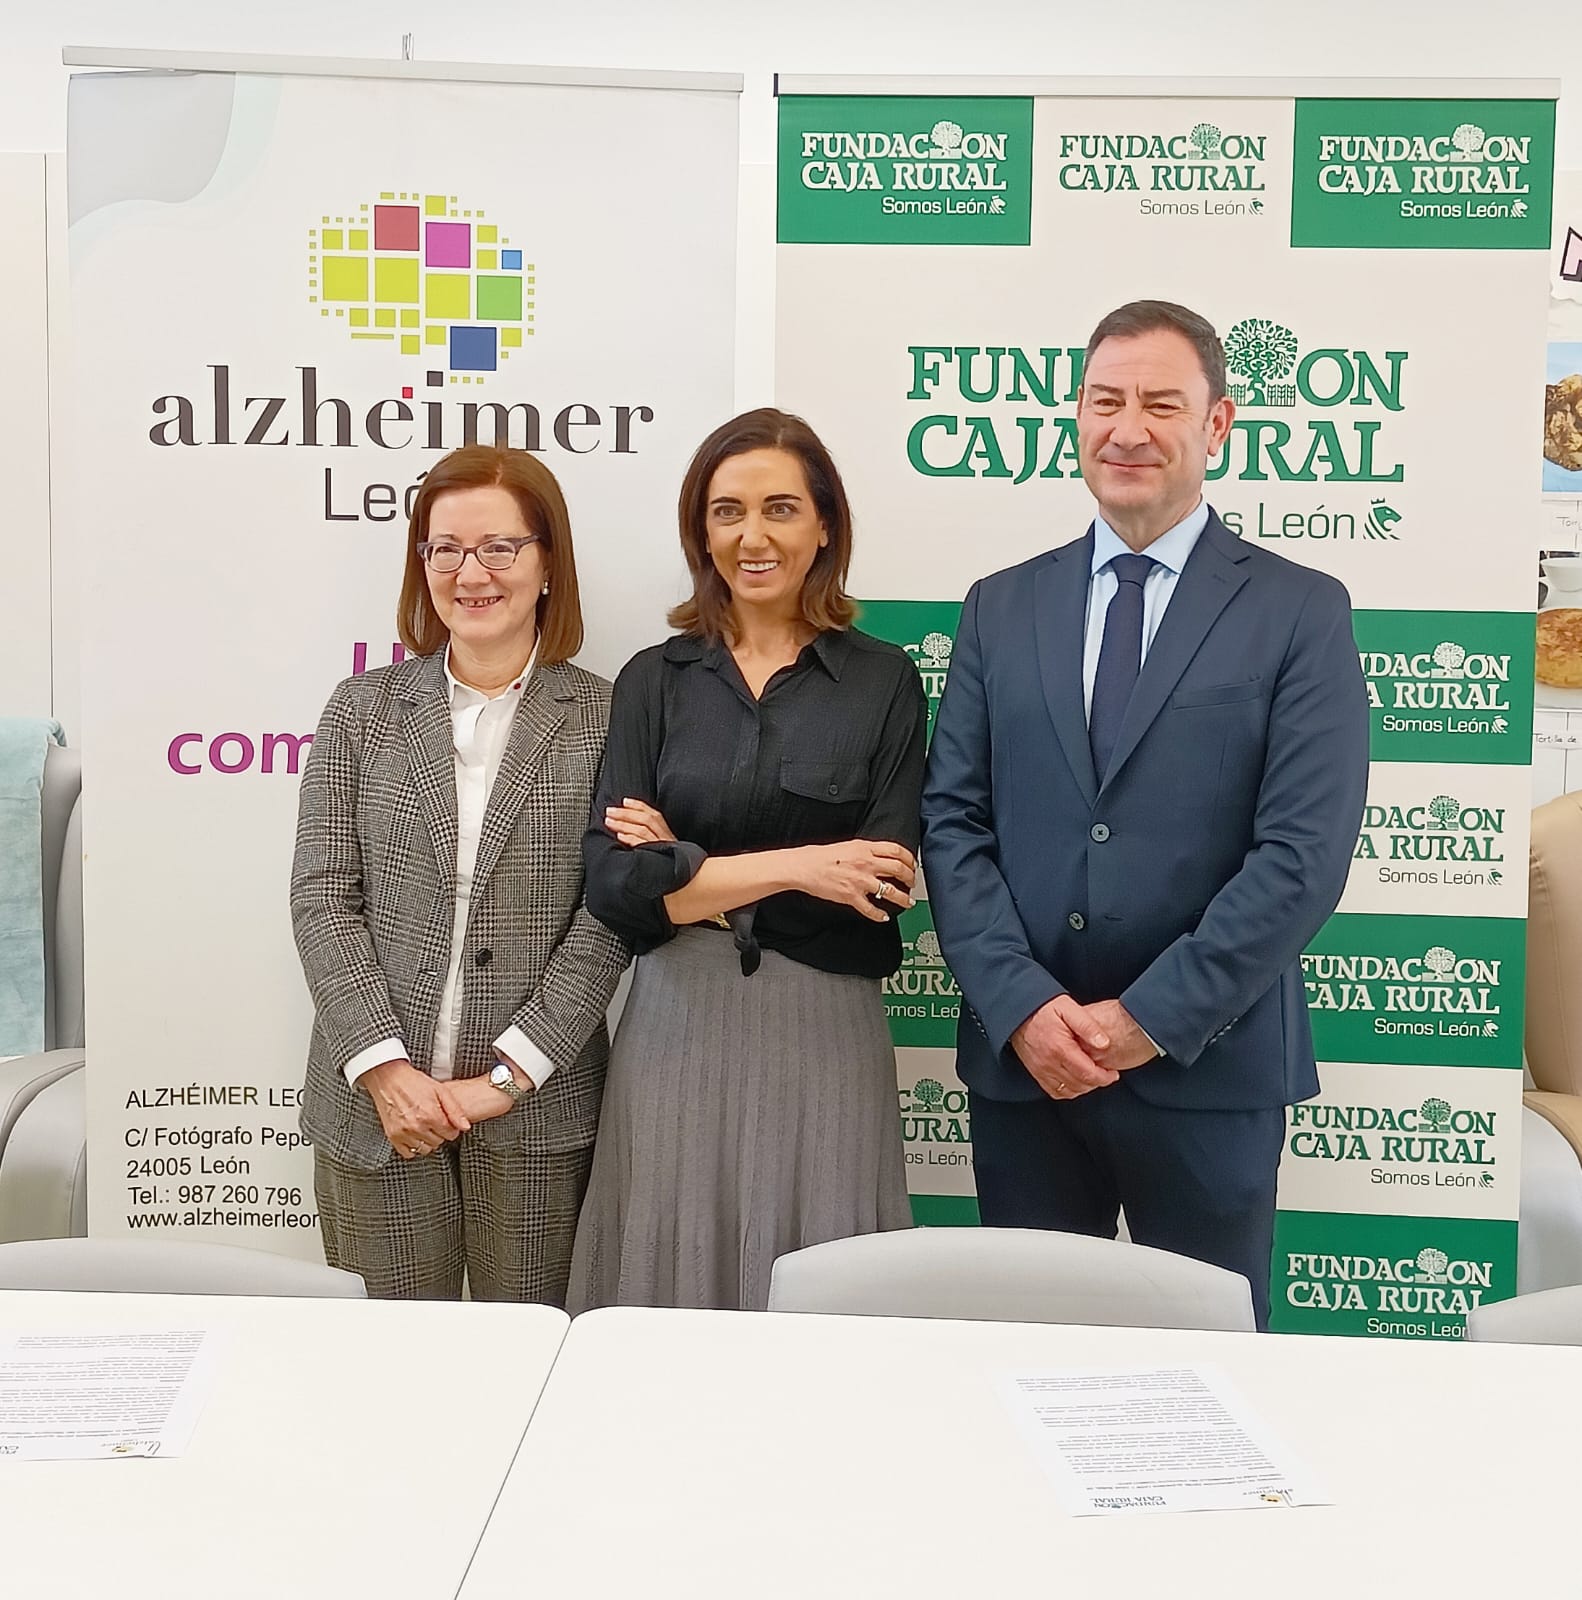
488 1061 532 1106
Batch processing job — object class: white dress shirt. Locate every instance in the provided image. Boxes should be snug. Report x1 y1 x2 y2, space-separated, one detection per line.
1082 501 1210 719
342 647 558 1092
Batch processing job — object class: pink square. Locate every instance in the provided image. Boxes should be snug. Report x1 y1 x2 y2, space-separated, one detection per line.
373 205 420 251
425 221 471 268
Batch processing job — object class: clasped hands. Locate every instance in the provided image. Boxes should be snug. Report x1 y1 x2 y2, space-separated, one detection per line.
362 1056 530 1160
1010 995 1159 1103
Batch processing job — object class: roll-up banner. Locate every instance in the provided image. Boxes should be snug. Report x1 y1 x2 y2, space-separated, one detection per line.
69 53 740 1253
776 75 1556 1336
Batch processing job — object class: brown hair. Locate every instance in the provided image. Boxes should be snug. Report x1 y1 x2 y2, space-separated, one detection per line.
1083 300 1227 403
668 408 857 643
396 445 584 664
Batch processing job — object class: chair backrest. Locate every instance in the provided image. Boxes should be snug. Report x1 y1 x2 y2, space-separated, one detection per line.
0 1237 367 1298
767 1227 1255 1332
1466 1283 1582 1345
1527 789 1582 1098
39 744 84 1052
0 1063 86 1243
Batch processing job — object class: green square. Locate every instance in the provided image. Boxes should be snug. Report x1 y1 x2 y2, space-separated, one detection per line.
424 194 448 217
478 224 498 243
321 256 368 302
425 274 470 320
882 900 960 1048
375 308 396 328
1291 98 1555 249
1303 912 1526 1069
475 276 522 321
374 257 420 304
477 248 498 270
778 95 1034 245
348 307 369 328
401 335 420 355
321 228 344 251
1270 1211 1517 1338
349 228 368 250
425 324 447 346
854 598 962 741
400 308 420 328
501 327 522 348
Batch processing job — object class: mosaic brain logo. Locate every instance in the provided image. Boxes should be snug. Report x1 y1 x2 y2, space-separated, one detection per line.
309 192 532 383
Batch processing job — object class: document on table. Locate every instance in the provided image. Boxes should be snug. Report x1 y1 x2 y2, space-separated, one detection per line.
1000 1366 1328 1516
0 1329 219 1460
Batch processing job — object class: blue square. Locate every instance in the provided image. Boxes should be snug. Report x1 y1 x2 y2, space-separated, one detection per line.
501 249 523 270
449 325 498 372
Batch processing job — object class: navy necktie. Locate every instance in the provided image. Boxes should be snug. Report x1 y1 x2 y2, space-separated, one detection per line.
1088 553 1157 782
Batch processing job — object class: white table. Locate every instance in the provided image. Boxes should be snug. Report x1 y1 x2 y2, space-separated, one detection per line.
0 1290 568 1599
460 1305 1582 1599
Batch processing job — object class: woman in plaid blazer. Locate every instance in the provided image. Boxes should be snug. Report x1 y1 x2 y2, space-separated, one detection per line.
291 445 628 1301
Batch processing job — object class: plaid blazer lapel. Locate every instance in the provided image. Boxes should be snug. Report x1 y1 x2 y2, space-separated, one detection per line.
399 654 459 898
470 661 574 896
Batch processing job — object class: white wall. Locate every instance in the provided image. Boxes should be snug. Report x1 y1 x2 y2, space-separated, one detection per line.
5 0 1582 721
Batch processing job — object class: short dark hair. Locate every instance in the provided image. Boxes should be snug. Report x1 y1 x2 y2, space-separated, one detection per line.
1083 300 1227 402
669 408 857 643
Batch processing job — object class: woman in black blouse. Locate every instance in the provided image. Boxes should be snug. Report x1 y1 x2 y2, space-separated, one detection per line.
568 408 927 1312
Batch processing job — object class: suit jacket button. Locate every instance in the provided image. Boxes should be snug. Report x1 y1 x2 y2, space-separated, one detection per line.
1090 823 1110 842
1068 912 1086 931
475 948 493 967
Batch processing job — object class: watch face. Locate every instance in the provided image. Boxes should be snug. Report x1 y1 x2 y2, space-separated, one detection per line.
490 1063 512 1088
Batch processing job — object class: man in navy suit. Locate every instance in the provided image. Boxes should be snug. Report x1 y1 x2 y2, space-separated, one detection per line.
921 301 1369 1328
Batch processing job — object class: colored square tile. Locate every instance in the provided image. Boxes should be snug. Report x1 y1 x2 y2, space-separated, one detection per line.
375 308 397 328
349 307 369 327
373 205 421 251
501 249 523 270
374 256 420 304
321 228 344 251
425 325 447 346
476 276 522 321
425 221 471 269
401 335 421 356
424 273 470 320
477 248 498 270
478 225 498 244
400 308 420 328
349 228 368 250
321 255 369 302
425 194 448 217
501 327 522 348
449 325 497 372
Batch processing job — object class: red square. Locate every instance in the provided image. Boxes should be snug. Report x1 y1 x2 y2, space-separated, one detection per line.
373 204 420 251
401 387 413 400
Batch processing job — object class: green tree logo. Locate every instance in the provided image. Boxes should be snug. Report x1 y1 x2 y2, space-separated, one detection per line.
930 120 964 158
1431 641 1467 677
1415 1247 1450 1281
1451 123 1486 160
913 1078 945 1112
1427 796 1461 831
1222 318 1299 406
1188 122 1223 160
920 631 953 668
1419 1096 1453 1132
914 930 945 965
1423 946 1457 980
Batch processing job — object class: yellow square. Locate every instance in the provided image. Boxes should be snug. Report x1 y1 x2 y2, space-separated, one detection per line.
424 194 447 216
478 225 498 244
349 229 368 250
374 257 420 304
321 228 344 250
501 327 522 348
425 324 447 346
477 249 497 270
375 308 396 328
401 335 421 356
400 308 420 328
349 307 369 328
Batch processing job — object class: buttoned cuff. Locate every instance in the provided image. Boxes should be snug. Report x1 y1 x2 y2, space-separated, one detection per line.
343 1037 408 1088
493 1026 558 1090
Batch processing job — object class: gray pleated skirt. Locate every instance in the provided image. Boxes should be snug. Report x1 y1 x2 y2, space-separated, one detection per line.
567 925 912 1313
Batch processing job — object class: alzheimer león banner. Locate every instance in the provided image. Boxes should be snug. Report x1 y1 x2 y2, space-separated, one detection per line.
70 65 739 1254
776 80 1554 1336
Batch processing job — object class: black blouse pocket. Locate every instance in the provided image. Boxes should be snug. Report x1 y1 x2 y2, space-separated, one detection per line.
780 758 870 805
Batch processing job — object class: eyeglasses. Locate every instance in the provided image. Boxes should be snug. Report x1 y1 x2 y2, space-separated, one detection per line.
417 536 543 573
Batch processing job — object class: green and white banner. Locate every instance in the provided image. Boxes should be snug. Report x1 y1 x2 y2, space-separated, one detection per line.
779 77 1555 1334
69 59 739 1253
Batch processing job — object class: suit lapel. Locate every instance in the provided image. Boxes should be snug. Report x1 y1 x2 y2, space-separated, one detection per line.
1034 532 1098 807
1098 513 1250 792
470 662 573 895
399 652 460 898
